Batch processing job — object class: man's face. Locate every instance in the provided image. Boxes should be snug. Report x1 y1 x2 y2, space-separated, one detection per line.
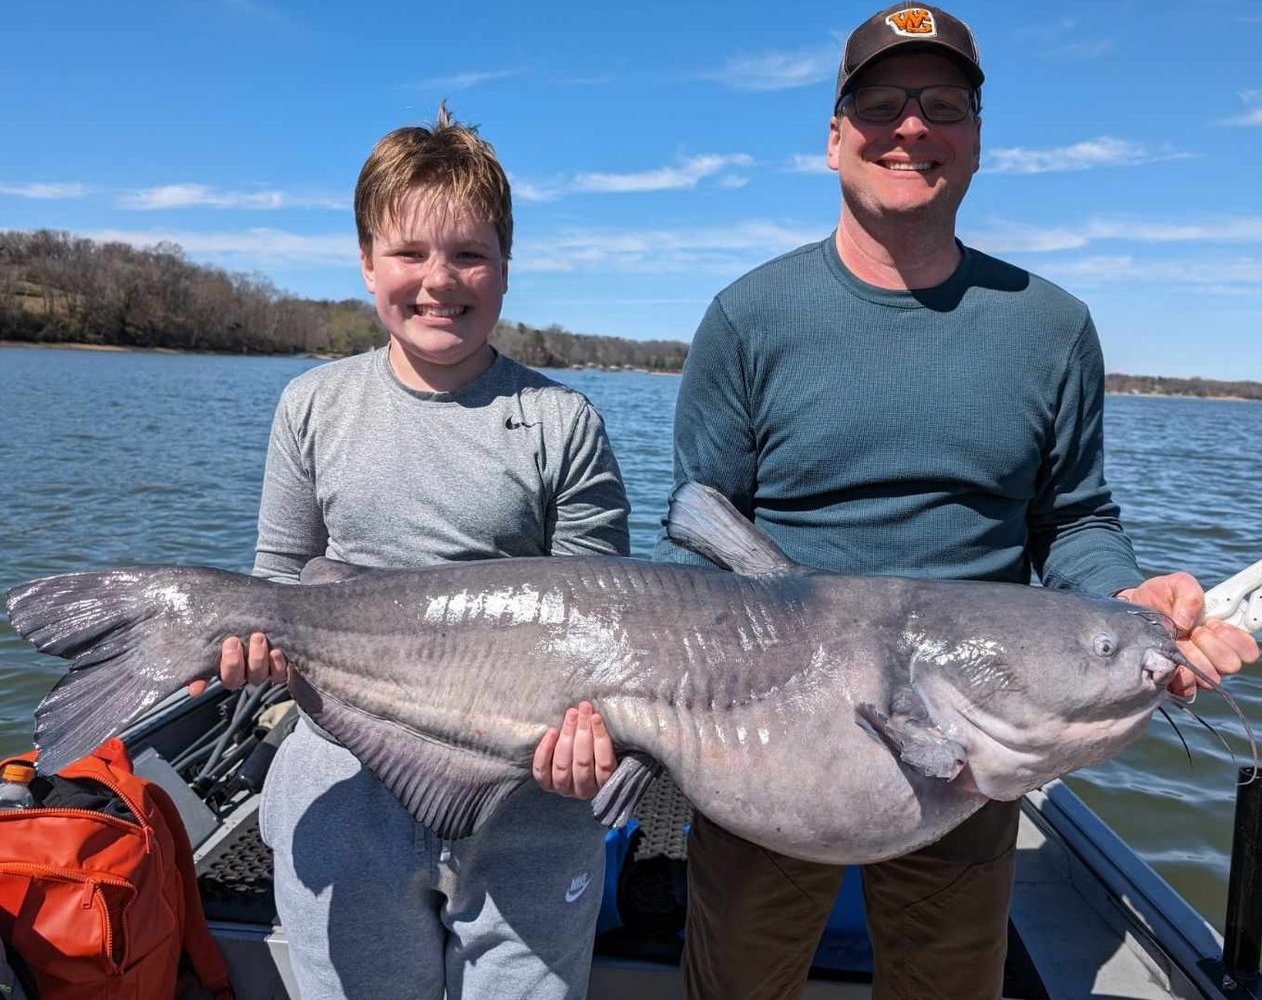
360 185 508 392
827 53 981 224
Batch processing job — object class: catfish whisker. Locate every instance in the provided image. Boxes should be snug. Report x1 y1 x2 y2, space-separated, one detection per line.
1169 649 1259 782
1174 701 1236 768
1158 705 1194 768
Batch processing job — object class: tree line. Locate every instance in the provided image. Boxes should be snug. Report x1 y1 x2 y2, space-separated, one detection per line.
1105 373 1262 402
4 230 1258 395
0 230 689 372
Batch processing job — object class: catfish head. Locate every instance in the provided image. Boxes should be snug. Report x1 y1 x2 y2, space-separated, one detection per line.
897 589 1180 800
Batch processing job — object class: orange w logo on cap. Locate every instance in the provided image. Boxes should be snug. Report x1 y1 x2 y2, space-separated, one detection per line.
885 7 936 36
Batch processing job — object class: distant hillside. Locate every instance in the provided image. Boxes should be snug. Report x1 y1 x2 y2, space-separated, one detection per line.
0 229 688 372
5 230 1258 395
1105 373 1262 401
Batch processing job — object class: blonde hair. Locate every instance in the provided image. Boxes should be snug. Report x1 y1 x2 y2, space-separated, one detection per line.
354 103 512 257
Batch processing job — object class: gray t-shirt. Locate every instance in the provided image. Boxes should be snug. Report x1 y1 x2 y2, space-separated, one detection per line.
254 346 629 579
253 347 630 980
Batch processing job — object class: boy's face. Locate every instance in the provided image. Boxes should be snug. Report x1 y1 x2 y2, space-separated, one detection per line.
361 185 508 393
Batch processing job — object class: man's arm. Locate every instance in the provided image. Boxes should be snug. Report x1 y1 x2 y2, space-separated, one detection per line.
653 297 758 564
1027 316 1141 597
1031 316 1257 691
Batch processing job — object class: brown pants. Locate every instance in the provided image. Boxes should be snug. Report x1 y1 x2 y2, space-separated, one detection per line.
681 799 1020 1000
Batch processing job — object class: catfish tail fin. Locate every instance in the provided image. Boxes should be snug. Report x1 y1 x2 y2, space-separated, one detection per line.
6 566 257 774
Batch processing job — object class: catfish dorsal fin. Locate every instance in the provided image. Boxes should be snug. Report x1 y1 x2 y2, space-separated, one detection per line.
666 482 799 576
300 557 378 585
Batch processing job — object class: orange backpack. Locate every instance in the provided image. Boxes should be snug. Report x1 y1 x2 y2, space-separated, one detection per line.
0 739 234 1000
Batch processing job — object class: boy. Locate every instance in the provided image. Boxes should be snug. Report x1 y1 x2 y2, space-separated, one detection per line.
207 106 629 999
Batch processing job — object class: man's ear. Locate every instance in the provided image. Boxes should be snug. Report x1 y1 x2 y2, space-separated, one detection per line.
360 246 375 293
826 117 843 173
971 117 982 174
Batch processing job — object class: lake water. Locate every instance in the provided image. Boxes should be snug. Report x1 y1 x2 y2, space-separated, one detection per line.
2 345 1261 929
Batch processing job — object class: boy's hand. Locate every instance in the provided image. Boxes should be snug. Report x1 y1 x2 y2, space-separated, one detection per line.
187 633 288 696
533 701 617 800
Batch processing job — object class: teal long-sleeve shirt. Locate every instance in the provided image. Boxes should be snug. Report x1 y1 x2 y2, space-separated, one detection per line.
655 235 1142 597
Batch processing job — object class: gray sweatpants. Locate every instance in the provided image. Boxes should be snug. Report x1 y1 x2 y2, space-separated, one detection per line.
260 719 607 1000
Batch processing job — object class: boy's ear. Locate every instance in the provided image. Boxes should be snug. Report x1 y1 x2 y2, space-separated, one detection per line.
360 246 376 292
501 258 509 292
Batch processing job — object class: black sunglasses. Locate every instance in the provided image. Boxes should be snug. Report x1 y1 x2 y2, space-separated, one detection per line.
836 85 979 125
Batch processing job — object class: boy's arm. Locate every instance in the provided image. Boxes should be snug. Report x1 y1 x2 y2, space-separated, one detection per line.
254 389 330 582
191 392 319 695
548 401 630 557
536 400 628 798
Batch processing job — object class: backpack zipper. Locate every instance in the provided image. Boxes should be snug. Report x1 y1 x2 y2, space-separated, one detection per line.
0 862 136 970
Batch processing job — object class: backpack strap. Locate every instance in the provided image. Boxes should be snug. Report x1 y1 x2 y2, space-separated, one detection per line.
144 779 235 999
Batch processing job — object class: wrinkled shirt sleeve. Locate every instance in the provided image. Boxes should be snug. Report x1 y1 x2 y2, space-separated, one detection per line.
654 298 757 566
547 401 630 557
1027 315 1143 597
253 388 328 583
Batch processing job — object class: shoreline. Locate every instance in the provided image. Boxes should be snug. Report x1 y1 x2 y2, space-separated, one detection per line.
0 340 685 376
4 343 1257 397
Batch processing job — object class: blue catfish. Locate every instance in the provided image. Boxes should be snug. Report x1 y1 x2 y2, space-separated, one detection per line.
4 483 1226 864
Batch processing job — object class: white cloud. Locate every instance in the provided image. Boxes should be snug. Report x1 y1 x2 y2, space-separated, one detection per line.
81 227 355 266
1219 90 1262 126
983 137 1195 175
411 70 517 92
571 154 754 194
786 153 832 175
1036 255 1262 293
1088 217 1262 243
510 177 561 204
964 221 1090 254
965 215 1262 255
119 184 345 211
513 154 754 201
705 44 838 91
515 220 820 275
0 182 88 199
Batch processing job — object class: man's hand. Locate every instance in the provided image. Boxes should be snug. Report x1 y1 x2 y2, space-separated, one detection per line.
187 633 288 697
533 701 617 800
1117 571 1259 698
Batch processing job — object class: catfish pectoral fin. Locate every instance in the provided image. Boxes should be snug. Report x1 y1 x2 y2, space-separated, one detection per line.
288 670 528 839
855 703 968 781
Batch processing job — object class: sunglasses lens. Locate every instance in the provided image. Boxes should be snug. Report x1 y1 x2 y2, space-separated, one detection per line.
919 86 971 123
852 86 905 123
851 86 972 124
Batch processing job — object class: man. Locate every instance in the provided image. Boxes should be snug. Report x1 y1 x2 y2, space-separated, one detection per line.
654 5 1259 999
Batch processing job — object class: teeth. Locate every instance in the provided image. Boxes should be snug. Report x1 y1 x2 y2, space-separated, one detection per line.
883 161 934 172
417 305 466 317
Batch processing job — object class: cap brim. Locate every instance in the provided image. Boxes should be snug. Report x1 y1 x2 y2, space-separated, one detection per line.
839 41 984 102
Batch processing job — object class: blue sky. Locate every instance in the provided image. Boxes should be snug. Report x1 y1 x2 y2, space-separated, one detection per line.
4 0 1260 380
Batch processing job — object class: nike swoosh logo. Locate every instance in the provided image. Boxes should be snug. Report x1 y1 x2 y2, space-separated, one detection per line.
504 417 539 430
564 874 592 903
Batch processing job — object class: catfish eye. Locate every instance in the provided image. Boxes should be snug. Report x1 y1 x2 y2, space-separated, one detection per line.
1093 634 1116 657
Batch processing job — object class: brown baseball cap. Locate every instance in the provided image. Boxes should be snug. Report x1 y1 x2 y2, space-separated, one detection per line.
834 4 983 109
